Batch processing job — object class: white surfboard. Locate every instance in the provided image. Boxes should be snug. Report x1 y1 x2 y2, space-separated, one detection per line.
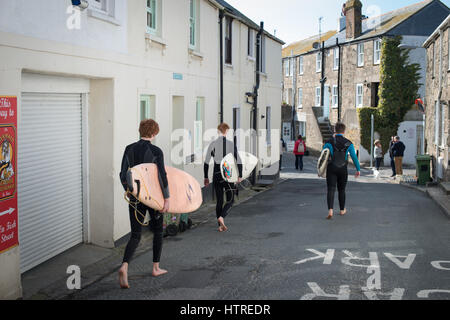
221 151 258 183
317 148 330 178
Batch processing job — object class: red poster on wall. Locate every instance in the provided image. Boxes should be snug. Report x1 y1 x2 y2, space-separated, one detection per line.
0 96 18 254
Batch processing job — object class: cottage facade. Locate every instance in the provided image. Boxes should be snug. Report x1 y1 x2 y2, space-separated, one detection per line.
0 0 283 299
424 14 450 181
282 0 450 162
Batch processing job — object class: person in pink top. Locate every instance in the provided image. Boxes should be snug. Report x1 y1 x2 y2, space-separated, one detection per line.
293 135 306 171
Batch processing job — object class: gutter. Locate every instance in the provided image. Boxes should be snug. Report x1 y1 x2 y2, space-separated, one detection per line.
337 38 342 122
219 9 224 123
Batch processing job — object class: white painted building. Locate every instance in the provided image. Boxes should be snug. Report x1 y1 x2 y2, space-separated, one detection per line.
0 0 283 299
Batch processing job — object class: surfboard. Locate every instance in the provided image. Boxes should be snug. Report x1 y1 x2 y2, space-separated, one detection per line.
127 164 202 214
317 148 330 178
220 151 259 183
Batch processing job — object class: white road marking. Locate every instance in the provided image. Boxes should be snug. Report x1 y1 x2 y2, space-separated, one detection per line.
417 289 450 298
294 249 335 265
300 282 350 300
342 250 381 290
384 253 416 270
363 288 405 300
430 261 450 271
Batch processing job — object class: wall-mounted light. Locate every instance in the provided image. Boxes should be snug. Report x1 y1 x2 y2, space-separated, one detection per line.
71 0 89 10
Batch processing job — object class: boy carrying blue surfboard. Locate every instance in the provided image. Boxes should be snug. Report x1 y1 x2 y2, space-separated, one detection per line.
204 123 242 232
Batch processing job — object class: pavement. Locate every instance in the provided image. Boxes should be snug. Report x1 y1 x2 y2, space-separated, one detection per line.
20 153 450 300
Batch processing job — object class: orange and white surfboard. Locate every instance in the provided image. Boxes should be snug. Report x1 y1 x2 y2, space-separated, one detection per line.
128 164 202 214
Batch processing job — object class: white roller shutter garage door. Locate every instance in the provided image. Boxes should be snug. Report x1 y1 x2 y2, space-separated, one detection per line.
18 92 84 273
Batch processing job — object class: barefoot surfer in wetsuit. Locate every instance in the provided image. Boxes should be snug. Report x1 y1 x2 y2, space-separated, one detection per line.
322 122 360 219
118 119 170 289
204 123 242 232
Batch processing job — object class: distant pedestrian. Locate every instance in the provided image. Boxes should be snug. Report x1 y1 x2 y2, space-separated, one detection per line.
389 136 396 177
294 135 306 171
392 136 406 177
280 138 286 171
374 140 383 171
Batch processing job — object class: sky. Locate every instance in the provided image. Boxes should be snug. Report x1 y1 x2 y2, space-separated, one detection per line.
224 0 450 46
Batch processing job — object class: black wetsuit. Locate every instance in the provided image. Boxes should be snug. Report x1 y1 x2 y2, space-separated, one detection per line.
204 136 242 222
323 135 360 211
119 139 169 264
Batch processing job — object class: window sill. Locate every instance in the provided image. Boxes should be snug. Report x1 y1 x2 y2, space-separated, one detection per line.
188 48 204 59
247 56 256 62
145 33 167 47
224 63 234 69
259 72 268 78
87 9 121 26
332 106 339 109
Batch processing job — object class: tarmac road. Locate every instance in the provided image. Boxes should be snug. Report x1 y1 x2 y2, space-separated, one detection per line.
69 153 450 300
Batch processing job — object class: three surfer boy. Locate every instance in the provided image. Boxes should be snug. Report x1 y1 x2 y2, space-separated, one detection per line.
119 119 170 289
322 122 360 220
204 123 243 232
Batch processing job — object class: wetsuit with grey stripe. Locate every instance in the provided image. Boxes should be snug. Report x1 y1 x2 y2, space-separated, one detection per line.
323 135 361 211
119 139 169 264
204 136 242 221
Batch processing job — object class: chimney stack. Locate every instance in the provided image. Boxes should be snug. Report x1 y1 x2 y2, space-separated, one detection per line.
345 0 362 39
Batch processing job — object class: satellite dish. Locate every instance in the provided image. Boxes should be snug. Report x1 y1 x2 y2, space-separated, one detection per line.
313 42 320 49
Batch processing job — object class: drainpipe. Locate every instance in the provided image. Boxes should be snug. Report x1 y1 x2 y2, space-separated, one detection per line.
436 29 444 180
219 9 224 123
320 41 326 109
250 21 263 185
291 50 297 141
337 38 342 122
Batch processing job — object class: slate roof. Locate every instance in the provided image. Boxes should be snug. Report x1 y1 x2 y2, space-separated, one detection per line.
323 0 434 49
214 0 285 45
282 31 337 58
284 0 449 57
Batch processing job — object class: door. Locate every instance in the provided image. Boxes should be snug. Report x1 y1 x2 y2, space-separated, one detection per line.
323 85 330 119
18 92 84 273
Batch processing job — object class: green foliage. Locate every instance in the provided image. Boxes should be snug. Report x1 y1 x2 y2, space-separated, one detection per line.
359 36 421 156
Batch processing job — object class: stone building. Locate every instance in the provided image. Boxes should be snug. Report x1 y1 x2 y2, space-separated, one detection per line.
282 0 450 161
424 14 450 181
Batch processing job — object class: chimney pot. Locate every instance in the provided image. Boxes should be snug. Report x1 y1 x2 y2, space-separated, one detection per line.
345 0 362 39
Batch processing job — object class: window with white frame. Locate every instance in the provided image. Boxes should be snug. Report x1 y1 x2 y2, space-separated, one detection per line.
91 0 107 13
248 27 255 58
332 85 338 108
194 97 204 154
266 106 272 144
288 88 293 106
374 39 381 65
435 101 445 148
316 52 322 73
146 0 158 35
356 84 363 107
189 0 199 50
225 16 233 65
298 88 303 108
284 59 290 77
315 87 321 106
259 35 266 73
88 0 118 22
357 43 364 67
299 56 304 75
289 58 293 76
333 47 339 70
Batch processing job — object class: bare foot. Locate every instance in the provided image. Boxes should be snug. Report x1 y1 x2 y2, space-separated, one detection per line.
119 264 130 289
218 217 228 232
326 210 333 220
218 226 224 232
340 209 347 216
152 267 168 277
